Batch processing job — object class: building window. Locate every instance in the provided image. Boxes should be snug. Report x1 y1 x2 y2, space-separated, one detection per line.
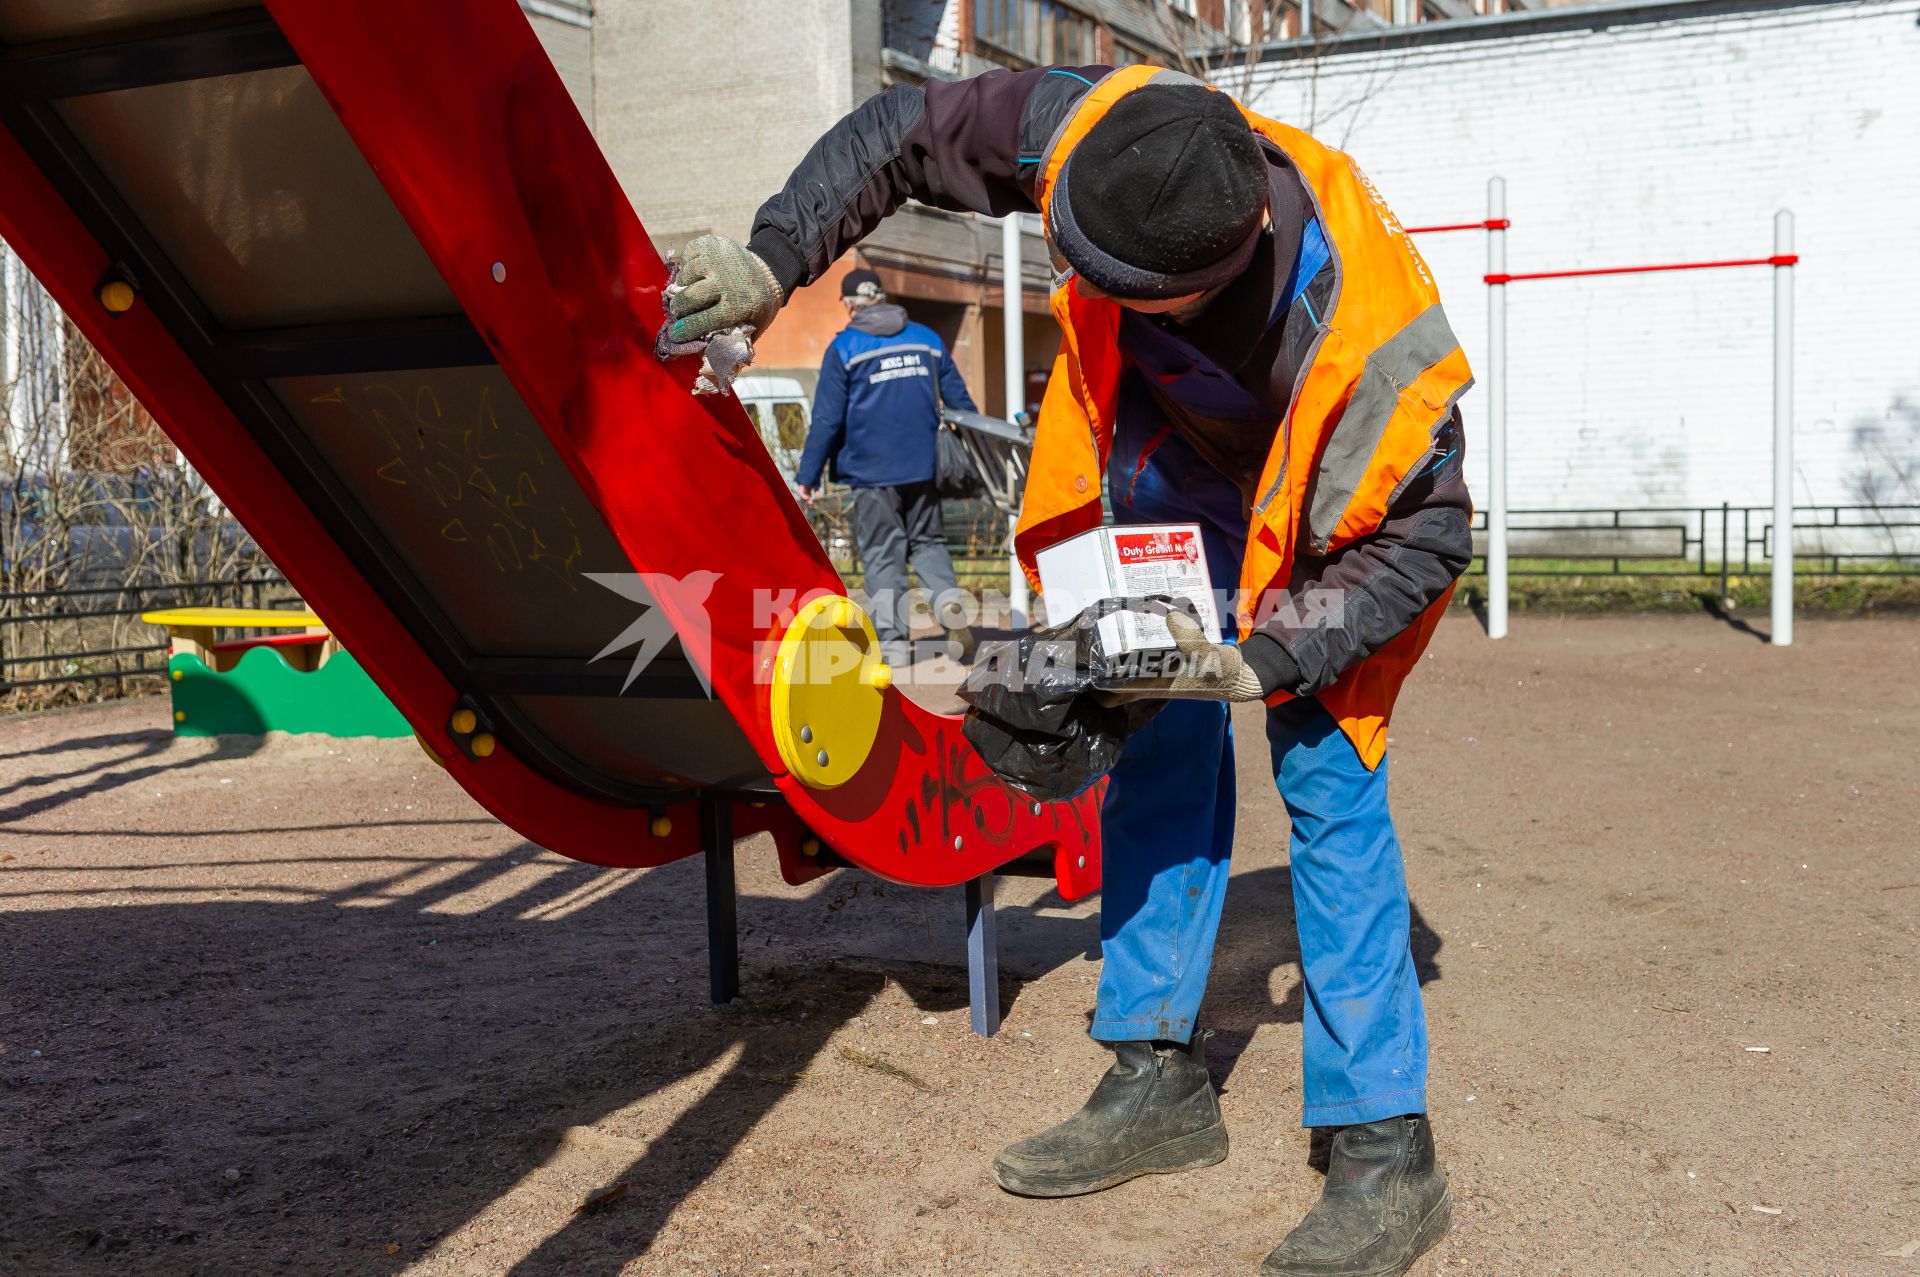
1223 0 1255 41
973 0 1099 67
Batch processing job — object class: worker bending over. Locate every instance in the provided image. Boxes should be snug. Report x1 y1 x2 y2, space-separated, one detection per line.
664 64 1472 1277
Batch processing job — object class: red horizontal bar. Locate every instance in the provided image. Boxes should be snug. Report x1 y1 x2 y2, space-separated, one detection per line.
210 632 327 653
1487 254 1797 284
1406 218 1511 234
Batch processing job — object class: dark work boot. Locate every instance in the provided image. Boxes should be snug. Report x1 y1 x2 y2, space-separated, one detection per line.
1262 1115 1451 1277
992 1034 1227 1197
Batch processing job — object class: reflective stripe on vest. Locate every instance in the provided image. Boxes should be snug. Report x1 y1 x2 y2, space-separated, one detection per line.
1304 302 1457 551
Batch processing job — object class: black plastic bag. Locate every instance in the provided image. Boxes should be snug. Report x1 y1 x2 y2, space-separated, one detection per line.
934 424 985 499
957 603 1167 803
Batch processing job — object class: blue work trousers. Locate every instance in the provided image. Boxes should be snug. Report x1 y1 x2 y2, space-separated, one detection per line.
1090 381 1429 1127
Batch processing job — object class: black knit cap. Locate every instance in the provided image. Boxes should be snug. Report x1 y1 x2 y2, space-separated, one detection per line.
1050 84 1268 300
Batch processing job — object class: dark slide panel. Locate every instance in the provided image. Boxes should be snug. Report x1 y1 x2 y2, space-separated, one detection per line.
0 0 255 43
1 6 766 799
267 366 770 792
53 63 457 328
266 366 638 659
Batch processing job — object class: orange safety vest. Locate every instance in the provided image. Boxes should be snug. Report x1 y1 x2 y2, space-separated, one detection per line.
1014 65 1472 770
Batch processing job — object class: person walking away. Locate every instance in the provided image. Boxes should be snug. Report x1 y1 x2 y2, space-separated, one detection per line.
794 268 978 662
660 66 1471 1277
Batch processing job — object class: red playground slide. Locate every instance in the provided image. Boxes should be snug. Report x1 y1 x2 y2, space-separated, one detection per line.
0 0 1101 1028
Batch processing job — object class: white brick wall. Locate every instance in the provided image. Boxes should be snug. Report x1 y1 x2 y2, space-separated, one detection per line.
1242 0 1920 514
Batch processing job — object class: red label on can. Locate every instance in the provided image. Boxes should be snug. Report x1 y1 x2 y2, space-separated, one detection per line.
1113 529 1201 566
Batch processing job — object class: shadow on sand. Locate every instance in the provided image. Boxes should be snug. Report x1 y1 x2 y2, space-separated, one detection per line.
2 800 1441 1275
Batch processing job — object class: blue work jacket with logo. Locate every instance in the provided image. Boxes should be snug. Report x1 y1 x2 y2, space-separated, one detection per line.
796 303 976 489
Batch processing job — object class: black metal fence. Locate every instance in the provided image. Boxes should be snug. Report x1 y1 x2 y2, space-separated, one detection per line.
0 573 299 700
1464 503 1920 587
812 499 1920 596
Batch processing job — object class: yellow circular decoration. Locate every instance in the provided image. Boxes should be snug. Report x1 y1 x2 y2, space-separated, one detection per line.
470 732 496 758
649 815 672 837
99 280 136 313
768 594 890 789
450 708 478 734
171 669 183 682
173 710 186 723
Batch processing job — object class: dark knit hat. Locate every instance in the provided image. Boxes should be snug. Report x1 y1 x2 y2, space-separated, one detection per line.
1049 84 1268 300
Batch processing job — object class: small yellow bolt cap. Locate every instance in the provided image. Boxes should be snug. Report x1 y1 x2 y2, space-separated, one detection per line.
450 708 477 734
649 815 673 837
171 669 184 682
173 710 186 723
863 661 892 690
99 280 136 313
469 731 496 758
801 837 821 857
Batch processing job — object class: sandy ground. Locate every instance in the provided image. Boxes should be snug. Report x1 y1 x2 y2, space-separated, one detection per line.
1 614 1916 1277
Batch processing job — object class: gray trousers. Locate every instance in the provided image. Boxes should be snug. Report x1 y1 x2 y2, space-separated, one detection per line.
850 480 961 644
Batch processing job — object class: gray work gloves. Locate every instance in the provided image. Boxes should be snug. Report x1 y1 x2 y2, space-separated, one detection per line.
1096 606 1268 704
660 234 783 349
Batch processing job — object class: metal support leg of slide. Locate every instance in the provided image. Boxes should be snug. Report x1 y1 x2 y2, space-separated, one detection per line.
703 796 739 1005
966 873 1001 1037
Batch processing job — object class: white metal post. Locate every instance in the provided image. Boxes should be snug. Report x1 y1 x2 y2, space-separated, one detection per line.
1001 214 1029 628
1486 177 1509 640
1771 210 1795 647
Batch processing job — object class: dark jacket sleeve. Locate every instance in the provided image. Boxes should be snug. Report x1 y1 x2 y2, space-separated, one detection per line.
747 66 1110 297
1240 410 1473 697
937 343 977 414
796 339 850 490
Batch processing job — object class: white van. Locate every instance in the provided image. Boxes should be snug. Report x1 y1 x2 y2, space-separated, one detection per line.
732 375 812 483
732 374 856 566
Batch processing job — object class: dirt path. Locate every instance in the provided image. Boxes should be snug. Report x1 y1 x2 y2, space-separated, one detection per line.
2 615 1915 1276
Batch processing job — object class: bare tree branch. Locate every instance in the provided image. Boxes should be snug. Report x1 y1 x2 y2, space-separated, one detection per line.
2 262 283 711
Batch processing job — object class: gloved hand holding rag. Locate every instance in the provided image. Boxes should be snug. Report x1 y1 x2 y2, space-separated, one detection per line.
654 234 784 395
